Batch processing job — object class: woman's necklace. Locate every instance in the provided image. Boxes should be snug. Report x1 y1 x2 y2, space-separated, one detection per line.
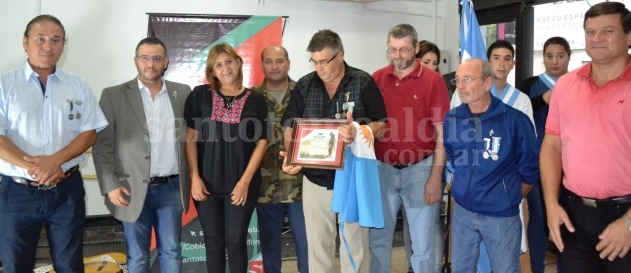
225 95 237 109
221 87 244 109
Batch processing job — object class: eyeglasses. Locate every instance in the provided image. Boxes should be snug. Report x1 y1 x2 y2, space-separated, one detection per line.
309 52 340 67
450 77 484 86
136 55 167 63
386 46 415 55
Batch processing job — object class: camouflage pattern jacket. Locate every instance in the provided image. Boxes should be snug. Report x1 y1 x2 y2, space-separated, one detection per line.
253 79 303 204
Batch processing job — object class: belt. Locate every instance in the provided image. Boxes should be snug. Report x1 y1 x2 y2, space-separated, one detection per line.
5 165 79 190
564 188 631 208
388 153 432 170
149 174 178 186
391 163 415 170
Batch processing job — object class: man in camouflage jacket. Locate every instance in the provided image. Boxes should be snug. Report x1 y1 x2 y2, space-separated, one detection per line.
253 46 308 273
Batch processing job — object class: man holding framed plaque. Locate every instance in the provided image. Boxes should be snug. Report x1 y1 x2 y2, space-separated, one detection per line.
369 24 450 273
280 29 387 273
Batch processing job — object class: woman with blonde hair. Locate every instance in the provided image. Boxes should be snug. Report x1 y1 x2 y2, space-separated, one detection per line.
184 43 269 272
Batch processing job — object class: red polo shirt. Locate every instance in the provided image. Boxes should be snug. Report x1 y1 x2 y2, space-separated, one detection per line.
372 60 450 165
546 57 631 199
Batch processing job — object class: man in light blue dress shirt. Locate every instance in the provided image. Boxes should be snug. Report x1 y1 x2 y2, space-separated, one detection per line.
0 15 108 273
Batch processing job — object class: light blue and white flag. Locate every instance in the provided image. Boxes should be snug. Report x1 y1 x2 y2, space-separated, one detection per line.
460 0 487 62
459 0 500 97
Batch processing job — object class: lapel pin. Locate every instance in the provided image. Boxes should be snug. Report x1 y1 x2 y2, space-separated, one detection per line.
173 90 178 98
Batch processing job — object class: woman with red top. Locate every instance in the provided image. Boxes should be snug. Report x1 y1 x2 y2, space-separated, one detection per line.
184 43 269 273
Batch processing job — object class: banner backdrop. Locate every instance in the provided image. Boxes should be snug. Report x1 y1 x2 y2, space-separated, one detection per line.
147 14 283 272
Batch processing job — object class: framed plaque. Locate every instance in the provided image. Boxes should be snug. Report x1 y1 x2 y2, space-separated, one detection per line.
287 118 348 170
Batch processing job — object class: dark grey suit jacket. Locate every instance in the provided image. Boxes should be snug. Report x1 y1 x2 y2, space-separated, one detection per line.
93 78 191 223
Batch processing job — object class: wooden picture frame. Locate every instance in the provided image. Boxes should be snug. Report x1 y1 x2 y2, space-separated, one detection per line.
286 118 347 170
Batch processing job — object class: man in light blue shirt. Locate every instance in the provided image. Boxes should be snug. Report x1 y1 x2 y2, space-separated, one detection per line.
0 14 108 272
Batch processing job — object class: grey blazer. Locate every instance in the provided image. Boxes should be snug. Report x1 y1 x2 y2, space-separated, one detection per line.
93 78 191 223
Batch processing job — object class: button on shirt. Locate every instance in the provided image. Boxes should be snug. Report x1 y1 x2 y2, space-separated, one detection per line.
137 78 178 177
0 62 108 178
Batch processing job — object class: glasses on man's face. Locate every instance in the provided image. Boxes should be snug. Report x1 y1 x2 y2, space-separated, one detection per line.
137 55 167 63
386 46 415 55
309 52 340 67
450 77 484 86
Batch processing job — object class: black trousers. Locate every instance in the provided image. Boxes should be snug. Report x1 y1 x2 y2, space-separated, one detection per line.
194 194 257 273
560 188 631 273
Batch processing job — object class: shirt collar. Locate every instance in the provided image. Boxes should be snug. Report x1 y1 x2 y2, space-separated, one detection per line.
386 59 423 78
313 61 353 85
137 77 167 96
577 54 631 81
23 61 58 81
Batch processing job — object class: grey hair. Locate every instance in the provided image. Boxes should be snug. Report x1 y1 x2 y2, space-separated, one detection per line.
387 24 418 45
481 59 494 80
307 29 344 54
461 58 495 80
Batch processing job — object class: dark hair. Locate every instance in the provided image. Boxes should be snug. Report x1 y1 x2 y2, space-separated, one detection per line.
205 43 243 92
260 46 289 61
307 29 344 54
486 40 514 60
584 2 631 34
24 14 66 42
416 40 441 72
543 37 571 58
135 37 168 57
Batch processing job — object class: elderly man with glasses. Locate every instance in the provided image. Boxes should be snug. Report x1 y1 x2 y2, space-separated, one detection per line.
443 58 539 273
280 29 387 273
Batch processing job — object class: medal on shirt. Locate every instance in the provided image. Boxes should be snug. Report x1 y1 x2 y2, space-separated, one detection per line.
67 100 74 120
75 101 83 120
335 102 341 119
341 92 354 116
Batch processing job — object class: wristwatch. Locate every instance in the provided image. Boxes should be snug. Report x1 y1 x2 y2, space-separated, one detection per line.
622 214 631 233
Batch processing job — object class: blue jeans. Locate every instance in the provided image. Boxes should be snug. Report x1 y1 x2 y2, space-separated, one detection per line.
370 156 440 273
122 176 183 273
526 180 548 273
451 203 521 273
404 182 446 273
256 202 309 273
0 172 85 273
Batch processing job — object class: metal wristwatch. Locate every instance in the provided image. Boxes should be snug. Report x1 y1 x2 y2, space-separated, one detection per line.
622 214 631 233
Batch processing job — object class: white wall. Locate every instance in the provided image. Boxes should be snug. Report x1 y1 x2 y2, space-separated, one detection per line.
0 0 457 215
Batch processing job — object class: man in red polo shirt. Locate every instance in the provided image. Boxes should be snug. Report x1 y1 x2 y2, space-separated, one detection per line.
369 24 450 273
541 2 631 272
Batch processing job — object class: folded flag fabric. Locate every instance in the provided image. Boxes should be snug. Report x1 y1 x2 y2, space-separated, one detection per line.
332 122 384 272
332 122 384 228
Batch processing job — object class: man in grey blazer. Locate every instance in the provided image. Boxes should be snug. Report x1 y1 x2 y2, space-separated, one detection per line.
93 37 191 273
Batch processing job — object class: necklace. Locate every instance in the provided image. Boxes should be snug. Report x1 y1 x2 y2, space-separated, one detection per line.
220 87 244 109
225 95 237 109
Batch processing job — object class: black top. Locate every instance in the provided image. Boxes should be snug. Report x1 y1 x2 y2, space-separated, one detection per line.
281 62 387 189
443 71 456 99
518 76 547 111
184 85 268 197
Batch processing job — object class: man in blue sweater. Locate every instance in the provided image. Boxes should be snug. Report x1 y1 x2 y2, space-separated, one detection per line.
443 58 540 273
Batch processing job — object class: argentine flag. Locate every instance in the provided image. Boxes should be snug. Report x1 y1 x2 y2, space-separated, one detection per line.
459 0 500 97
460 0 487 61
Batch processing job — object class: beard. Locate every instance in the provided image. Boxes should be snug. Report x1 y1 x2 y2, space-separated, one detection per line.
392 57 415 71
